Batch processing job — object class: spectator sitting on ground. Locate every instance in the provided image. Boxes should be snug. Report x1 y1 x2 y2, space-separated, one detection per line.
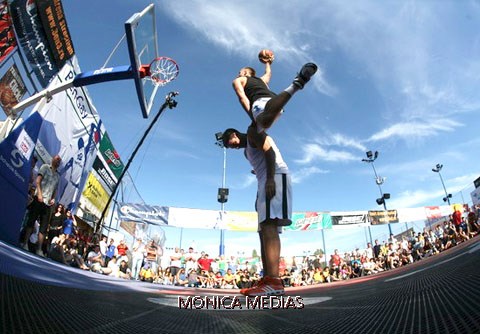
221 268 237 289
87 245 112 275
186 269 201 288
175 268 189 286
362 258 377 275
139 263 154 283
108 256 120 277
119 262 131 279
280 268 291 287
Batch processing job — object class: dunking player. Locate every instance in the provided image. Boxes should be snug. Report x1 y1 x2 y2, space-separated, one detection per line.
233 52 317 131
222 124 291 296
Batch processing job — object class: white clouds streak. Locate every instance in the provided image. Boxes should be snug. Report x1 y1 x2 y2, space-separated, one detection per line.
295 143 358 164
368 118 463 142
291 166 329 184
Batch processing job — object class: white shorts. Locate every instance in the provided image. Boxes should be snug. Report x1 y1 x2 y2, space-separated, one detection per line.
251 97 283 132
256 173 292 232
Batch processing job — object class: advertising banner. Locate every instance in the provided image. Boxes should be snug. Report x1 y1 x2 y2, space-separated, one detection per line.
368 210 399 225
118 202 169 226
0 64 27 116
81 172 109 214
99 132 124 180
167 207 219 229
471 187 480 206
0 112 42 245
285 212 332 231
34 56 102 210
0 0 17 64
9 0 58 87
222 211 258 232
35 0 74 68
331 211 367 225
92 156 116 191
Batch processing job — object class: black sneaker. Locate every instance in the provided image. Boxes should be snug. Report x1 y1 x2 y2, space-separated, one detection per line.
293 63 318 89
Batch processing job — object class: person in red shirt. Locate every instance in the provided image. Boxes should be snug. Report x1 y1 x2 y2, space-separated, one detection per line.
452 209 462 233
117 240 129 263
197 253 213 272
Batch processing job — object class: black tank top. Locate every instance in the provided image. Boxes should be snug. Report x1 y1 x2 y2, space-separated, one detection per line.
244 76 276 106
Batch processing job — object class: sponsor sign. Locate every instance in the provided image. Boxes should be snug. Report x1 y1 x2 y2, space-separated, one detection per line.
284 212 332 231
35 0 74 68
0 112 42 245
9 0 58 87
99 132 124 179
92 156 116 191
331 211 367 225
35 56 101 210
471 187 480 206
118 202 169 226
0 64 27 116
368 210 399 225
0 0 17 64
474 176 480 189
82 172 109 213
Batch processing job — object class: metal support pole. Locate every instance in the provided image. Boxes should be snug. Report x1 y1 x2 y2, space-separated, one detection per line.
219 146 227 257
95 92 179 235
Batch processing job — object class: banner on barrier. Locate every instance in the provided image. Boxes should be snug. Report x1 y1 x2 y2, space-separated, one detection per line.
331 211 367 225
368 210 399 225
285 212 332 231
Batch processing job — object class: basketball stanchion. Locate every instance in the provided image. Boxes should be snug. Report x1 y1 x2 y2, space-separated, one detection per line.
94 91 179 235
11 3 177 119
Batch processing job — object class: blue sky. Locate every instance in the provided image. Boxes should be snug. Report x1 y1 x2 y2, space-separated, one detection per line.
60 1 480 257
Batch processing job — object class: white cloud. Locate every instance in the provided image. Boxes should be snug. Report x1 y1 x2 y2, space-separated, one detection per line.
368 118 463 142
230 174 256 190
295 143 359 164
291 166 329 184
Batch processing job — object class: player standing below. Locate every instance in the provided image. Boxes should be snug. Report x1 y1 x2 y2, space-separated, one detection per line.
222 124 291 296
22 155 61 256
233 50 317 131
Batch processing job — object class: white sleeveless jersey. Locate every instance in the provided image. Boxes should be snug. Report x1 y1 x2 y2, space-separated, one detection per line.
245 136 289 185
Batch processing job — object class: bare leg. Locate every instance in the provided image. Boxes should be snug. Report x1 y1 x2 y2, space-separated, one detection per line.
260 221 281 278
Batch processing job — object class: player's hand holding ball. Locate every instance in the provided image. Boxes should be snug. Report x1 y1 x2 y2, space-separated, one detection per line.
258 49 275 64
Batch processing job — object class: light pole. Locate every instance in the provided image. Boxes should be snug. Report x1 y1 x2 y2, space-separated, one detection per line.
362 150 393 236
215 132 228 256
432 163 452 205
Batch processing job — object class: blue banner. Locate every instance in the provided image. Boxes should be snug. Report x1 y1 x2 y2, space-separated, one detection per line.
118 203 169 226
9 0 58 87
0 112 43 244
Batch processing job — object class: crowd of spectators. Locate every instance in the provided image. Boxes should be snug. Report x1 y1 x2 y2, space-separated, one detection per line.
20 205 479 288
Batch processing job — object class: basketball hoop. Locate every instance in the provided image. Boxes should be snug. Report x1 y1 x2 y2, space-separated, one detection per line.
140 57 179 87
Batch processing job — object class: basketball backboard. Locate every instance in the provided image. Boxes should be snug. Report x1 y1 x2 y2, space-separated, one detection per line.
125 4 159 118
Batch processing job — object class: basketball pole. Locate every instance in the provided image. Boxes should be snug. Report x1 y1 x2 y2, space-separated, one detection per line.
94 91 179 235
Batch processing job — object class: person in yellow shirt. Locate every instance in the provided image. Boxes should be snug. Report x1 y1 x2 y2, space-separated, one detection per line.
313 267 324 284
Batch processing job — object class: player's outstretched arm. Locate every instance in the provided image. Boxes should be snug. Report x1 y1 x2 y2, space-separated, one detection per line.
260 61 272 86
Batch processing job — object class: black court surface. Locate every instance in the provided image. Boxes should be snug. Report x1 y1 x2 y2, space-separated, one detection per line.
1 238 480 334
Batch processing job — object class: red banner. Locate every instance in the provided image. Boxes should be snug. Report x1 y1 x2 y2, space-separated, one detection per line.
0 1 17 64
